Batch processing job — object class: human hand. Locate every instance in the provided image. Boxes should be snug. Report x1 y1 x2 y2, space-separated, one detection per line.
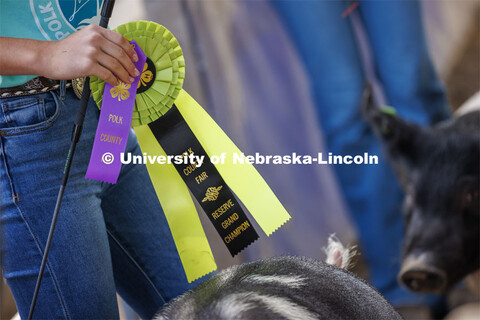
40 25 139 86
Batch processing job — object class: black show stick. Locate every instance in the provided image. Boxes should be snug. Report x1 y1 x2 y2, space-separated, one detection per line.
27 1 116 319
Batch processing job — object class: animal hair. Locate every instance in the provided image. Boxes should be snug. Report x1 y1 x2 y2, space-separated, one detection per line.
323 234 357 270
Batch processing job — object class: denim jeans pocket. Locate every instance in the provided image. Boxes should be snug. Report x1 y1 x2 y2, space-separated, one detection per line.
0 91 61 136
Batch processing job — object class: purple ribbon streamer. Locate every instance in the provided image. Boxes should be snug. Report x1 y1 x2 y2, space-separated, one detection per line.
85 41 147 184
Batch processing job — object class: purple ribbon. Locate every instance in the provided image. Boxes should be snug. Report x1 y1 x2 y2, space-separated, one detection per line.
85 41 147 183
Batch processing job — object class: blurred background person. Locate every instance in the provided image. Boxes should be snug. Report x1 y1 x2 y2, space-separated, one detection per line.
271 0 451 315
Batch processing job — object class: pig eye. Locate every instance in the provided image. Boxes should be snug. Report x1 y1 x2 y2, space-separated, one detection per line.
465 191 475 204
458 183 479 216
464 189 479 212
454 178 479 216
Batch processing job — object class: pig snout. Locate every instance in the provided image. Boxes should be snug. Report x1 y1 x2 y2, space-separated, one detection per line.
399 255 447 293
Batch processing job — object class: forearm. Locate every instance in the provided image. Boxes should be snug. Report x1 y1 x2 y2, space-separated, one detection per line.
0 37 50 76
0 26 139 86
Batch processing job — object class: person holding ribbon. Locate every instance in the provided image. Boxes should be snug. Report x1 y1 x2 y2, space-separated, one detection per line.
0 2 203 319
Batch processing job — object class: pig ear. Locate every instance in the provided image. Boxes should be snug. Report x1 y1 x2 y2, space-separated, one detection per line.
361 85 424 170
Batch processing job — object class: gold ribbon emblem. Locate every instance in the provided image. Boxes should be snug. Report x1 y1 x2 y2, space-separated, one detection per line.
138 62 154 89
110 81 131 101
202 186 223 202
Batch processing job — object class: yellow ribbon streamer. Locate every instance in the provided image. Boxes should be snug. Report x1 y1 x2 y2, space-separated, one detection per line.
175 90 291 236
134 125 217 282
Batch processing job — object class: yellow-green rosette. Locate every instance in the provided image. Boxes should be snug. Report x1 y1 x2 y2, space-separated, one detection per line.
90 20 185 127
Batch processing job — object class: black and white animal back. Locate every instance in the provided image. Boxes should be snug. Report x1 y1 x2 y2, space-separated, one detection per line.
156 257 401 320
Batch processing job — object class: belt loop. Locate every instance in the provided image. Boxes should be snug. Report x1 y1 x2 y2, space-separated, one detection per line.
60 80 67 100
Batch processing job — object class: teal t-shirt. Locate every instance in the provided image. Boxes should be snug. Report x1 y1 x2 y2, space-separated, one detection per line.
0 0 103 88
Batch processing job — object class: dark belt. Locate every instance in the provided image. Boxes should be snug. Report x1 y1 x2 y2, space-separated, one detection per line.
0 76 86 99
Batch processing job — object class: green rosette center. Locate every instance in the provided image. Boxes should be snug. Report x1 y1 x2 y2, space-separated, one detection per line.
90 21 185 127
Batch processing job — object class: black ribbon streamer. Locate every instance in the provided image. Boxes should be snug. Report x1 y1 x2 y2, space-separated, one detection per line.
148 105 259 256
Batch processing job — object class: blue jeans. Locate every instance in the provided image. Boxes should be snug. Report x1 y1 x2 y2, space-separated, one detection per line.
0 89 201 319
272 0 449 305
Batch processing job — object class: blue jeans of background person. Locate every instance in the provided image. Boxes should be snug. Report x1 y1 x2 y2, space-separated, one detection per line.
272 0 449 306
0 89 202 319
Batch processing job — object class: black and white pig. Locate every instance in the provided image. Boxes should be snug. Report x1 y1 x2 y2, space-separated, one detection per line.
363 89 480 294
155 237 402 320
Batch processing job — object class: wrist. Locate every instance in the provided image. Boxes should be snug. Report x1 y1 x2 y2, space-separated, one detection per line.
31 40 54 78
